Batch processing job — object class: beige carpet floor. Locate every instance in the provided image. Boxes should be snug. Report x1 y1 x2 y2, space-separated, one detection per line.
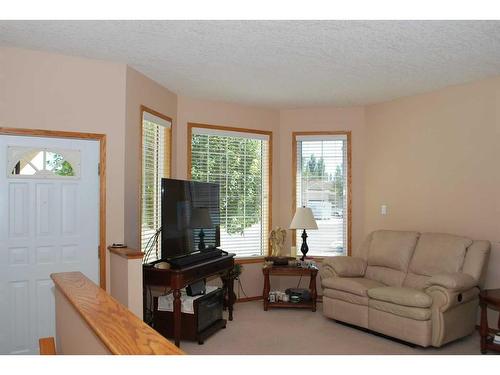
180 301 482 355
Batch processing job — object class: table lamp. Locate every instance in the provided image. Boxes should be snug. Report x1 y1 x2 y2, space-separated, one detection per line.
190 207 213 250
289 207 318 261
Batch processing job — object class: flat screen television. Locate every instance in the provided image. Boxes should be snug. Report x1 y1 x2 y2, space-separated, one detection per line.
161 178 220 259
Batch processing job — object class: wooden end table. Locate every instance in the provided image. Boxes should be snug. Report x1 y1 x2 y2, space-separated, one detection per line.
262 264 318 312
479 288 500 354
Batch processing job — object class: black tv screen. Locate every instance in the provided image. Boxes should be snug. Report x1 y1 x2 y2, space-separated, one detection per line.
161 178 220 259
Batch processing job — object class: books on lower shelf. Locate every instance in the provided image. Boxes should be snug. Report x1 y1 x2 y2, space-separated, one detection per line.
494 334 500 344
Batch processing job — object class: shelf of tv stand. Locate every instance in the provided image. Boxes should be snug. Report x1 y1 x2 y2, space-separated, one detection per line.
266 301 314 309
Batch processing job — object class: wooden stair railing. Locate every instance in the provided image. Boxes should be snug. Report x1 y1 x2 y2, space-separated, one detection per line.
51 271 184 355
39 337 56 355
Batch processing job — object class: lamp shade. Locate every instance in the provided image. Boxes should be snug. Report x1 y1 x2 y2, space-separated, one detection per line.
190 207 213 228
289 207 318 230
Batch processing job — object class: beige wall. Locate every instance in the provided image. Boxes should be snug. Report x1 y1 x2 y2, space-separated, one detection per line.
175 100 366 297
110 253 144 318
3 46 499 303
0 47 127 289
364 77 500 288
0 48 180 292
124 66 177 249
147 78 500 299
55 288 110 354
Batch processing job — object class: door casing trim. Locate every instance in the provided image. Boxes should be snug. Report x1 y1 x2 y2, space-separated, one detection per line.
0 127 107 290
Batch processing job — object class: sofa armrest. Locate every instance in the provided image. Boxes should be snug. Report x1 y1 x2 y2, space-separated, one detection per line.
320 256 366 278
425 273 479 313
426 285 479 346
426 285 479 318
319 265 337 280
425 273 477 292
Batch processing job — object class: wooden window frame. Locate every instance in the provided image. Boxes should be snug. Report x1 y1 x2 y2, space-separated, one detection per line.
0 127 108 289
187 122 273 263
292 131 352 258
139 105 173 259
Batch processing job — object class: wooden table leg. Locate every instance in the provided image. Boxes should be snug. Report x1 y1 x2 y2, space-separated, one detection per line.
228 274 234 321
480 300 488 354
310 270 317 312
173 288 182 347
263 269 270 311
221 276 228 311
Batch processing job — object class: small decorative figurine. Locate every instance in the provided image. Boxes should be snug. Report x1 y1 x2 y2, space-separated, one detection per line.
269 227 287 256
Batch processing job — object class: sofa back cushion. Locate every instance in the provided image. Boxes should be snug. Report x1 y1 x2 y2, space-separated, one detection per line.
404 233 472 289
367 230 420 271
462 240 491 286
365 230 420 286
408 233 472 276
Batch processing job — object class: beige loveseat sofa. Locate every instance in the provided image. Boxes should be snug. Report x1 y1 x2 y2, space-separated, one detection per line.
320 230 490 347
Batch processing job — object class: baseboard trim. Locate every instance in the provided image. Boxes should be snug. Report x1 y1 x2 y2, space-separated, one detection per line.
236 296 263 303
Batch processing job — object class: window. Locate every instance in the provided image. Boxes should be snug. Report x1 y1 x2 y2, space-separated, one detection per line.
8 147 80 178
189 124 271 258
294 132 351 257
141 107 172 261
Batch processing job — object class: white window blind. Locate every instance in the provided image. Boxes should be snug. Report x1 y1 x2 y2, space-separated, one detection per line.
295 134 349 256
141 111 171 262
191 127 270 258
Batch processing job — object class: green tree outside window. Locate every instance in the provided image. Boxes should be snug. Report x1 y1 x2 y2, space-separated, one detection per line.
191 134 263 235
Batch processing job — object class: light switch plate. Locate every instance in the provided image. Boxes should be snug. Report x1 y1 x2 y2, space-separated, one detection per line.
381 205 388 215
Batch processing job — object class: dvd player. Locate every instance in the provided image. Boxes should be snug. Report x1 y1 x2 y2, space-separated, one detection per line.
167 248 224 269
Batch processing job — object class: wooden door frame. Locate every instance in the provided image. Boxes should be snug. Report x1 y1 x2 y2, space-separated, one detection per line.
292 131 352 257
0 127 107 290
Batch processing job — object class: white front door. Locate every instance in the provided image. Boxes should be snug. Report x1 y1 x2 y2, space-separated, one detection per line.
0 135 100 354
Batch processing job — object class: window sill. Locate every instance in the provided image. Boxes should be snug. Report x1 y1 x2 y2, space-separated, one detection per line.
235 256 266 264
301 254 350 262
234 254 350 265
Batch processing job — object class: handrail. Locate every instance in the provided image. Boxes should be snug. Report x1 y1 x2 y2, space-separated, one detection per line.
51 271 184 355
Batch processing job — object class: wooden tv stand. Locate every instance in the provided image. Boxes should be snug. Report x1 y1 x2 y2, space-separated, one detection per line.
143 253 235 347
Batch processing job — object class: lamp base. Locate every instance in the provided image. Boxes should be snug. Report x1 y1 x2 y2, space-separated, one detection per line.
198 229 206 250
300 229 309 261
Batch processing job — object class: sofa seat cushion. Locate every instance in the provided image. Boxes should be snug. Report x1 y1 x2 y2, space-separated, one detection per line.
367 287 432 308
323 288 369 306
369 300 431 321
322 277 384 297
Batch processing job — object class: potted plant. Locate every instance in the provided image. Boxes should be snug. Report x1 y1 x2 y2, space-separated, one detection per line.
229 263 243 280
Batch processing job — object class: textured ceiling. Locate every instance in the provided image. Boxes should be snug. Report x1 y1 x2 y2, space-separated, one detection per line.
1 20 500 108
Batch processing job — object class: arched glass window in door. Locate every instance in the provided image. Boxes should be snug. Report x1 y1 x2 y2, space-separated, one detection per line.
8 147 80 179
